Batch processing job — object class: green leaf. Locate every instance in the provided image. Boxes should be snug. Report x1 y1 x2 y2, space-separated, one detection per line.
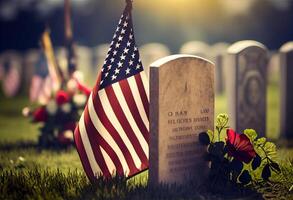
255 137 266 146
238 170 251 185
244 129 258 141
262 164 271 180
252 154 262 170
198 132 210 146
270 161 281 173
230 158 243 173
263 142 277 159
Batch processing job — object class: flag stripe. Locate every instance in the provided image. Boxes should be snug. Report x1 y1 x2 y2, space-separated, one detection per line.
104 86 148 166
140 72 149 101
87 94 130 175
113 82 149 158
134 74 149 119
100 146 116 176
92 91 139 174
128 75 149 132
84 106 124 176
119 78 149 144
78 112 103 177
83 107 112 177
74 125 96 182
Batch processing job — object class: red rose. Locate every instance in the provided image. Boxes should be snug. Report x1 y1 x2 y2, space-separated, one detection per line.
56 90 70 105
226 129 257 163
32 107 48 122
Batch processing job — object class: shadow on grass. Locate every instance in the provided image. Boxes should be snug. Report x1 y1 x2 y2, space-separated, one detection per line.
0 140 75 151
0 167 263 200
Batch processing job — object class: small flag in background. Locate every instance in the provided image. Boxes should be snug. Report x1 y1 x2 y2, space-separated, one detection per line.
29 54 53 104
74 1 149 180
30 30 62 104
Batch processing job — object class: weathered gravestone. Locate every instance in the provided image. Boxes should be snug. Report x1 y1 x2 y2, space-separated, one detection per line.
210 43 229 94
224 41 268 136
149 55 214 185
279 42 293 139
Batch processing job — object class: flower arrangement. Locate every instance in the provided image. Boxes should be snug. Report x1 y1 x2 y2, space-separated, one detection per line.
23 79 90 148
199 114 281 193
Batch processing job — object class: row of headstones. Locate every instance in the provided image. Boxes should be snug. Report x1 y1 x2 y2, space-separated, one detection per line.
0 42 237 96
0 41 282 95
148 40 293 186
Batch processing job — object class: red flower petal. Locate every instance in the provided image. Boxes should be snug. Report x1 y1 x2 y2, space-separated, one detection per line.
33 107 48 122
56 90 70 105
226 129 256 163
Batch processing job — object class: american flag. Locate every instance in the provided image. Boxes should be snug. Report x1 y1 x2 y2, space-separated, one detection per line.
74 3 149 180
29 54 53 104
30 30 61 104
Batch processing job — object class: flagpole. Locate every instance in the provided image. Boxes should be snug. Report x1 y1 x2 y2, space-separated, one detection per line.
126 0 133 10
64 0 76 77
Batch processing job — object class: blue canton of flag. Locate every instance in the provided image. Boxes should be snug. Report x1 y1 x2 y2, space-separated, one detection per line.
99 9 143 90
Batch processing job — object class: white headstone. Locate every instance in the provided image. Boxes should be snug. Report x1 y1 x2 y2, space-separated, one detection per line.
149 55 214 186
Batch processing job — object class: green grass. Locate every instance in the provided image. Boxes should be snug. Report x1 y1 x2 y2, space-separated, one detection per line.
0 95 39 142
0 76 293 199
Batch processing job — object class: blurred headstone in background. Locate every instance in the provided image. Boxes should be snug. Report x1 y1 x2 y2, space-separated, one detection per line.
267 51 280 78
55 47 68 77
179 41 210 59
94 43 110 81
225 40 268 137
140 43 170 78
23 49 40 93
0 51 22 97
76 45 93 85
279 42 293 140
210 43 229 94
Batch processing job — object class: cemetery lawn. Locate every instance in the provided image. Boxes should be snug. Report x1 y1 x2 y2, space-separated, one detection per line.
1 80 293 199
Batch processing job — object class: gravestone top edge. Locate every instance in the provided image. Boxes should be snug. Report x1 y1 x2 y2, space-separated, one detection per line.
149 54 214 68
228 40 267 54
180 41 210 54
280 42 293 52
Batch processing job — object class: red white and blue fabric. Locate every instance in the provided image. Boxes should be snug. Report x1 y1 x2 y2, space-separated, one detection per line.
29 55 54 104
74 4 149 180
2 61 21 97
